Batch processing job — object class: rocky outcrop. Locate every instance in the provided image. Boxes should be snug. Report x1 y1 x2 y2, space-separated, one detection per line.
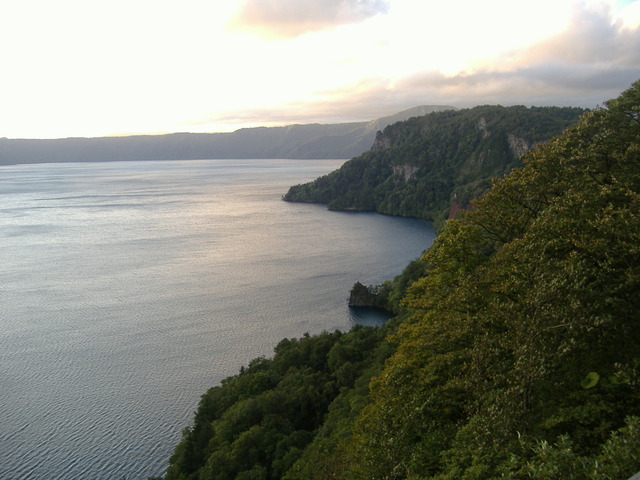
393 164 419 181
448 199 466 219
372 130 393 150
477 117 490 138
508 134 541 158
348 282 379 307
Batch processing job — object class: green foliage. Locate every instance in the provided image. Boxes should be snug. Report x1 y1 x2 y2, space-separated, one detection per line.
340 80 640 479
498 416 640 479
161 326 391 480
581 372 601 390
157 81 640 480
283 105 585 229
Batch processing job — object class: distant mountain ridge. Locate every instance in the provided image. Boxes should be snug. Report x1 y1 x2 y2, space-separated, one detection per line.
0 105 455 165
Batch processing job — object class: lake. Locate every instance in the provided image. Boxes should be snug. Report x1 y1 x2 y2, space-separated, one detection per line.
0 159 436 479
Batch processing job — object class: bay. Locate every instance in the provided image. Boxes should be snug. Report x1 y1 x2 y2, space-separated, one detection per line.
0 159 436 479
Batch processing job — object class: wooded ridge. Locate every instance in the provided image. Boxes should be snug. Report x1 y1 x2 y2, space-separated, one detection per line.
152 81 640 480
283 105 585 230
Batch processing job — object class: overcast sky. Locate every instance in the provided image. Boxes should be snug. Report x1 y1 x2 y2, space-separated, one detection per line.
1 0 639 139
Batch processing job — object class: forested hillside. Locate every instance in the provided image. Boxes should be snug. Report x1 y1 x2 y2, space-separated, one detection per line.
283 105 585 229
153 81 640 480
0 105 452 165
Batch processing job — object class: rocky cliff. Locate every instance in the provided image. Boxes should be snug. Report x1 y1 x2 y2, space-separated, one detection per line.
284 105 586 229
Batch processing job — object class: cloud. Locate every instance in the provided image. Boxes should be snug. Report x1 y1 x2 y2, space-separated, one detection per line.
210 1 640 132
419 2 640 107
197 61 640 134
196 77 402 129
510 2 640 67
228 0 390 38
393 66 640 107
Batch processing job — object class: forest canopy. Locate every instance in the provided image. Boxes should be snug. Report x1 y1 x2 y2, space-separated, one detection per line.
283 105 585 230
154 81 640 480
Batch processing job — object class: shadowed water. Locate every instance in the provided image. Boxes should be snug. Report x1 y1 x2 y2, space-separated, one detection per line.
0 159 436 479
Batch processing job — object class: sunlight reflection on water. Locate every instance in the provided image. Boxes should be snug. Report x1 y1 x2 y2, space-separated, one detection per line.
0 159 435 479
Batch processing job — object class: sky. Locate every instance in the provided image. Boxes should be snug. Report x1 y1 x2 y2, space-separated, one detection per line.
1 0 639 139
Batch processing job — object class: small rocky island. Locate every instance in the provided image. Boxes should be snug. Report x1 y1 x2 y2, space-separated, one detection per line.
348 281 384 309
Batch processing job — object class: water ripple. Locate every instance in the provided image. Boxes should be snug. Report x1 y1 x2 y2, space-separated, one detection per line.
0 159 435 479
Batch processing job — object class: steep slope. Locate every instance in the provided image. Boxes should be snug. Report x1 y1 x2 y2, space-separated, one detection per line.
283 105 585 229
333 80 640 479
153 81 640 480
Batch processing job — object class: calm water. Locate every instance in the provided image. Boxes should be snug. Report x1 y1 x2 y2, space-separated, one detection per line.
0 159 436 479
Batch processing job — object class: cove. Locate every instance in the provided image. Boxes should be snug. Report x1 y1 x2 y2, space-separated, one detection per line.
0 159 436 479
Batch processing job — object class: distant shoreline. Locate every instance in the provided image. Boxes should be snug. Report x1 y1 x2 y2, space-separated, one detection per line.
0 105 455 166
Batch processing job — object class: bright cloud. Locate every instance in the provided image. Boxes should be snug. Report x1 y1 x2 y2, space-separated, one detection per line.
0 0 638 138
228 0 390 38
510 2 640 67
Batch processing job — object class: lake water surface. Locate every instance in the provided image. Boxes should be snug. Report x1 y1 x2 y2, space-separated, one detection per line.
0 159 436 479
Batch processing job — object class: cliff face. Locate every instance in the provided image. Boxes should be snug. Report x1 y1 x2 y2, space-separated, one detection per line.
371 130 393 150
392 164 419 181
447 198 465 219
284 105 586 228
507 133 542 157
